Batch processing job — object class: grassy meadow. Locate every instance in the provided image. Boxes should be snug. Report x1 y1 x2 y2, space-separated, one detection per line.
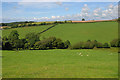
2 49 118 78
2 22 118 44
2 21 118 78
2 25 52 38
41 22 118 44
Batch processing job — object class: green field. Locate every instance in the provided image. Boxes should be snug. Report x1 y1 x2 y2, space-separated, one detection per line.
2 49 118 78
2 25 52 38
2 22 118 78
41 22 118 44
2 22 118 44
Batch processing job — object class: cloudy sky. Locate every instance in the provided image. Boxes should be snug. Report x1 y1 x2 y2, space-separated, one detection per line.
1 2 119 23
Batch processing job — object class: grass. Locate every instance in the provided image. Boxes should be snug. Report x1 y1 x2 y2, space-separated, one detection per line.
2 25 52 38
2 22 118 44
41 22 118 44
2 49 118 78
2 22 118 78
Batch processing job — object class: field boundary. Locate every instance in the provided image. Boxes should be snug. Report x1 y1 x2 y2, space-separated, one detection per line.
72 19 117 23
37 24 57 35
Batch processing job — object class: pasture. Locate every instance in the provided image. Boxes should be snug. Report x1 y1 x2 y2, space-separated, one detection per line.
2 22 118 44
41 22 118 44
2 49 118 78
2 21 118 78
2 25 52 38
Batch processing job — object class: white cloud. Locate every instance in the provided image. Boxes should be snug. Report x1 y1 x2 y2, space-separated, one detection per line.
81 4 90 19
2 3 118 23
51 16 56 19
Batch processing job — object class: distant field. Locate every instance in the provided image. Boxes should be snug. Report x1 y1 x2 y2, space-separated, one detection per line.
41 22 118 44
2 22 118 44
2 25 52 38
2 49 118 78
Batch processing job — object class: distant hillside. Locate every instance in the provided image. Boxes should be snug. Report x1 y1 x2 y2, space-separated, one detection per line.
72 19 117 23
2 22 118 44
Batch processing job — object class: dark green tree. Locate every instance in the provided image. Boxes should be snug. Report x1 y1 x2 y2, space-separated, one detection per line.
14 39 24 50
64 40 71 48
103 43 110 48
82 18 85 21
8 30 19 41
25 33 40 47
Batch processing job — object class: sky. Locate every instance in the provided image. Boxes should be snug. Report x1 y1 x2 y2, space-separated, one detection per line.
1 2 119 23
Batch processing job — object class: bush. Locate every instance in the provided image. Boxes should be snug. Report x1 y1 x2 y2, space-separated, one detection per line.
103 43 110 48
91 40 98 47
25 33 40 47
83 41 94 49
64 40 71 48
8 30 19 41
71 40 105 49
34 37 67 49
2 41 12 50
110 39 118 47
96 42 103 48
14 39 25 49
71 42 84 49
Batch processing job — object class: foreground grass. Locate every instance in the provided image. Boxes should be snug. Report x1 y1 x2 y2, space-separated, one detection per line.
2 49 118 78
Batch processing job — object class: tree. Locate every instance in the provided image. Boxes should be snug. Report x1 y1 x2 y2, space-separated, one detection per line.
71 42 84 49
2 36 8 41
14 39 24 49
24 43 30 49
8 30 19 41
57 41 65 49
103 43 110 48
2 41 12 50
96 42 103 48
64 40 71 48
25 33 40 47
110 39 118 47
83 42 94 49
82 18 85 21
91 40 98 47
117 17 120 21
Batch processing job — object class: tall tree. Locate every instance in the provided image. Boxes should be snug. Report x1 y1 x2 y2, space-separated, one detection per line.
8 30 19 41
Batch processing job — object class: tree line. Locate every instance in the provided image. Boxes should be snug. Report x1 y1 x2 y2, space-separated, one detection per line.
1 20 72 29
70 40 120 49
2 30 70 50
2 30 120 50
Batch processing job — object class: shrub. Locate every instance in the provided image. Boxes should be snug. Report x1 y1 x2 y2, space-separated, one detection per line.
110 39 118 47
72 42 84 49
64 40 71 48
91 40 98 47
14 39 25 49
8 30 19 41
83 42 94 49
96 42 103 48
25 33 40 47
2 41 12 50
103 43 110 48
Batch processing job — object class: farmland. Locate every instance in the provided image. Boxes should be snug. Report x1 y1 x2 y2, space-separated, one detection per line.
1 21 118 78
2 25 52 38
2 22 118 44
2 48 118 78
